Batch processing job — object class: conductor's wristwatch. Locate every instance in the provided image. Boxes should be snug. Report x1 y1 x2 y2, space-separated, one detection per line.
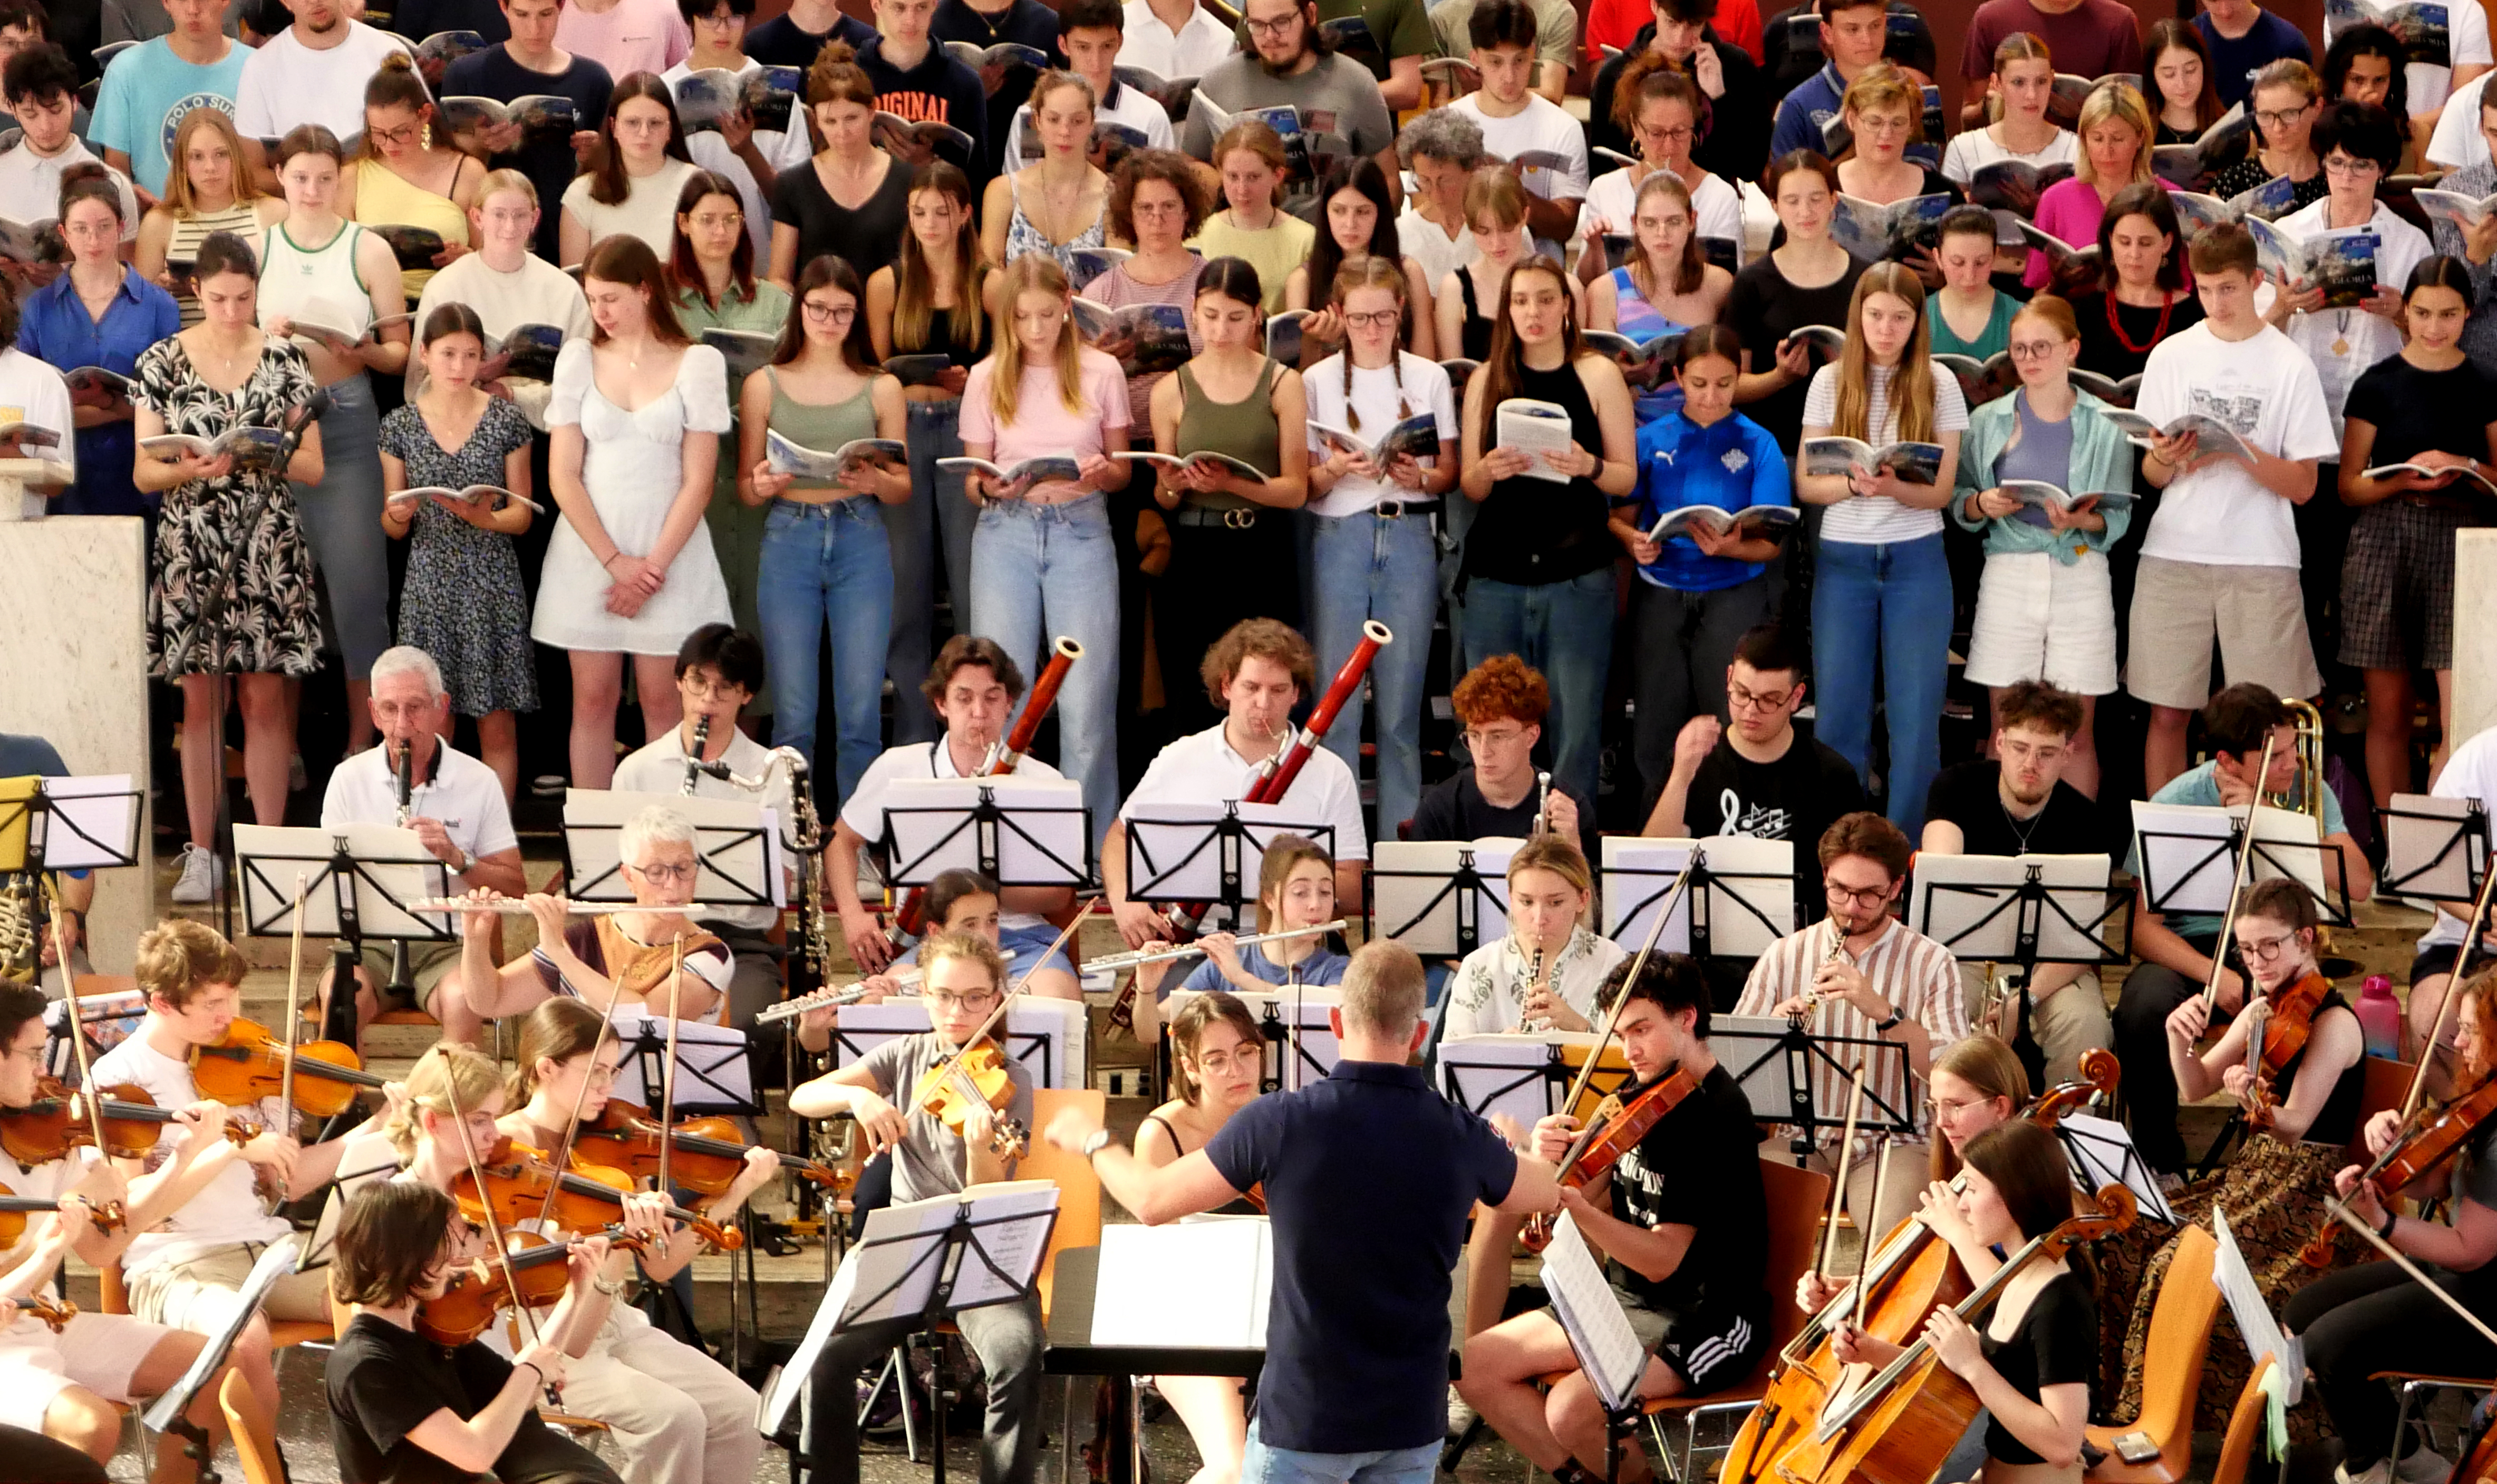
1079 1130 1113 1160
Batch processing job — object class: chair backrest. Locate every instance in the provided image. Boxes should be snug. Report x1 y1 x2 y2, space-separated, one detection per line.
2209 1355 2276 1484
2348 1057 2417 1164
100 1257 129 1316
1019 1087 1105 1322
220 1368 287 1484
2126 1224 2224 1471
1758 1157 1834 1363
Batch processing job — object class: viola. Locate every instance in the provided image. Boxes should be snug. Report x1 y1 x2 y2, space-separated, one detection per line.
0 1078 260 1166
2299 1071 2497 1267
452 1137 743 1252
1521 1065 1704 1253
568 1099 843 1193
189 1017 388 1119
2243 972 2335 1131
911 1041 1030 1160
0 1181 123 1244
414 1227 649 1347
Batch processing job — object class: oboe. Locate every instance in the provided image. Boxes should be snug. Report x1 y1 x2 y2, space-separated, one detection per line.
1521 939 1550 1031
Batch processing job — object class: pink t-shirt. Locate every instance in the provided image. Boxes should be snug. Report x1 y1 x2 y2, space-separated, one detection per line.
2023 173 2179 288
959 345 1132 503
556 0 691 80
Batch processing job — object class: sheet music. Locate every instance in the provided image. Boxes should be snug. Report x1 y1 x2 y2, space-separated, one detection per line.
1540 1213 1648 1413
1907 853 2114 962
883 775 1090 885
234 822 452 938
1089 1218 1272 1349
760 1246 869 1434
2212 1207 2301 1405
2055 1112 2176 1224
39 774 138 869
1438 1032 1629 1127
1125 802 1339 903
563 788 781 907
1600 837 1698 949
834 998 1089 1090
1370 839 1518 952
943 1180 1060 1306
2131 800 2325 912
1603 836 1794 956
2384 792 2483 904
143 1239 303 1431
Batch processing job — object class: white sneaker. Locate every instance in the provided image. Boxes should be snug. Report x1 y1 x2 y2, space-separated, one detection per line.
2336 1460 2393 1484
1446 1385 1476 1438
2395 1445 2452 1483
169 844 220 904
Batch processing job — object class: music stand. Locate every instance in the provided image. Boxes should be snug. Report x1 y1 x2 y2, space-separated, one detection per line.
1367 839 1520 957
2379 793 2487 905
762 1183 1060 1484
611 1011 762 1118
880 776 1092 894
1438 1032 1634 1129
2055 1111 2176 1224
1908 853 2125 1088
2130 799 2355 930
830 998 1090 1091
1123 802 1337 929
1162 984 1342 1092
0 773 144 872
563 789 780 910
234 822 452 963
1599 837 1797 962
1712 1014 1917 1165
141 1238 303 1484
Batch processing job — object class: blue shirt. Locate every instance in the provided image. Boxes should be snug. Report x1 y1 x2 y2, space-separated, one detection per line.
85 36 249 197
1628 409 1791 593
1769 61 1845 161
2192 8 2311 109
1175 940 1350 997
1204 1060 1517 1453
2124 757 2349 943
16 266 180 519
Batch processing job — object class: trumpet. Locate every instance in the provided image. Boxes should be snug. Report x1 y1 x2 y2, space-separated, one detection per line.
1088 919 1348 975
754 949 1022 1024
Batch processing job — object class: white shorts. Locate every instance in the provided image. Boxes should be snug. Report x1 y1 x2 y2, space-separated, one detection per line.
1963 549 2119 695
0 1310 179 1430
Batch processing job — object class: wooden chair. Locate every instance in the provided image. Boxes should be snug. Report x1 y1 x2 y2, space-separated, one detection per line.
217 1369 285 1484
2346 1057 2418 1165
2083 1224 2221 1484
2210 1357 2277 1484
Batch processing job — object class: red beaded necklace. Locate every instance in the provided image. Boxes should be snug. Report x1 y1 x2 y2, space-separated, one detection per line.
2105 286 2176 355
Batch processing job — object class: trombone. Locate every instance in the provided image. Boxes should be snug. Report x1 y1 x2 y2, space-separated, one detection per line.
2278 697 2327 820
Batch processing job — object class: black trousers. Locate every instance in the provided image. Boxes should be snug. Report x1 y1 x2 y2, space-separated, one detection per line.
0 1425 105 1482
2113 940 2227 1177
2285 1259 2497 1469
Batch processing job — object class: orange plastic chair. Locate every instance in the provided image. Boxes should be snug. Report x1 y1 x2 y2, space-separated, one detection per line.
2084 1224 2221 1484
217 1369 285 1484
2210 1357 2277 1484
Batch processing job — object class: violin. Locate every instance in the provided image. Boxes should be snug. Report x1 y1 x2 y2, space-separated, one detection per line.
2242 972 2335 1131
911 1041 1030 1160
414 1227 649 1347
0 1078 259 1166
1 1293 76 1333
452 1137 743 1252
2299 1070 2497 1267
0 1181 124 1243
189 1017 388 1119
568 1099 843 1193
1521 1065 1703 1252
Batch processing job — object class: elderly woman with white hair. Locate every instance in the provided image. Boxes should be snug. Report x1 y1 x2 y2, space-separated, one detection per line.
316 645 528 1045
449 803 734 1033
1396 108 1506 289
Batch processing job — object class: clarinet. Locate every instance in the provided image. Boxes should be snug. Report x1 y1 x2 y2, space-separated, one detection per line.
378 740 417 1024
682 714 712 797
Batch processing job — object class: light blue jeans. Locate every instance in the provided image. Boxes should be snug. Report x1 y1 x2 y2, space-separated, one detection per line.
1242 1420 1439 1484
1310 507 1440 838
968 492 1121 843
888 397 975 743
757 496 895 805
1810 533 1952 833
1459 566 1617 805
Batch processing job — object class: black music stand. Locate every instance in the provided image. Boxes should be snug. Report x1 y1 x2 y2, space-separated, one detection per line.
1909 855 2127 1090
560 789 778 911
0 774 142 991
880 776 1093 896
1123 804 1337 930
1366 840 1515 959
1713 1018 1917 1165
1439 1034 1637 1128
141 1238 304 1484
2130 801 2357 934
2377 794 2488 906
1600 838 1798 964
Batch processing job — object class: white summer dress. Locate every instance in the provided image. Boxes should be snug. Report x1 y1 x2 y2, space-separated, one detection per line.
531 337 735 655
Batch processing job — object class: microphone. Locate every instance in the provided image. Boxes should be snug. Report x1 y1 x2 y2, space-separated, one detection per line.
288 389 334 428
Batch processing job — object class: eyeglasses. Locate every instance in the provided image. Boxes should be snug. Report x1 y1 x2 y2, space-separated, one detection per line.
928 991 1000 1012
2236 932 2300 964
1242 13 1300 35
2322 154 2380 178
1926 1093 1987 1118
804 301 859 322
577 1061 620 1085
680 675 746 701
688 210 744 231
2254 105 2314 129
1825 881 1892 908
1853 113 1912 135
628 861 696 884
1342 309 1400 328
1 1043 44 1067
2006 340 2063 361
1192 1047 1256 1074
1464 725 1528 749
1727 683 1796 713
1640 124 1696 142
369 120 423 147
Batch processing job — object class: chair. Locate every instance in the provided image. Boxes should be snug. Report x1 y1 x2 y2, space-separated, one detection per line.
2367 1370 2494 1478
1012 1086 1106 1324
217 1368 285 1484
2346 1057 2418 1165
2210 1357 2277 1484
2083 1224 2221 1484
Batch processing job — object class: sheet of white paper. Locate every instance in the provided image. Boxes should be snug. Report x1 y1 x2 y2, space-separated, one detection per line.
1708 1015 1804 1123
1906 853 2114 963
760 1247 864 1435
1539 1214 1648 1412
1439 1031 1603 1127
564 788 779 908
1601 837 1698 951
833 997 1089 1090
144 1239 303 1431
2211 1207 2301 1405
2131 801 2325 915
1089 1219 1273 1349
943 1181 1061 1308
2384 792 2483 904
1370 839 1518 953
231 823 452 939
1124 801 1344 903
882 776 1090 887
2055 1112 2177 1224
39 773 137 869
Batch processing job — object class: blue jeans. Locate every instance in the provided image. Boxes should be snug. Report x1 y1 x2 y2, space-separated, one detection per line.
969 492 1121 843
1242 1420 1439 1484
1459 566 1616 804
888 397 974 743
757 497 894 805
1810 533 1951 833
1310 507 1440 838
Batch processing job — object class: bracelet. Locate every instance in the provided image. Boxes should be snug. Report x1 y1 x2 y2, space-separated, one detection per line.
592 1276 624 1296
2379 1209 2399 1241
517 1361 545 1386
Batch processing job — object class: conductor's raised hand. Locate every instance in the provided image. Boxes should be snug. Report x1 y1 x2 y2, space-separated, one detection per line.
1043 1102 1106 1156
1529 1112 1580 1166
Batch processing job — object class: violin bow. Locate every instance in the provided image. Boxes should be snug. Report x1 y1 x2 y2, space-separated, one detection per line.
920 901 1092 1100
279 872 307 1130
1855 1133 1889 1334
2409 861 2497 1117
435 1050 555 1381
1814 1061 1871 1289
2326 1195 2497 1350
2201 731 2278 1014
1550 852 1699 1147
659 934 683 1202
534 989 619 1234
42 874 110 1157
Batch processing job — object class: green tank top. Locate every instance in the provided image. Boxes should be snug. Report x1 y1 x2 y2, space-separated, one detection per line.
769 368 881 496
1174 357 1281 512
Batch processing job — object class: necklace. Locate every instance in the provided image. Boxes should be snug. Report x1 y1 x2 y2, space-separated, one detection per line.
1997 791 2045 854
2105 287 2174 355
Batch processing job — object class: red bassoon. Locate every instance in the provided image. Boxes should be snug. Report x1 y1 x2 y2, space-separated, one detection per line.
887 635 1085 945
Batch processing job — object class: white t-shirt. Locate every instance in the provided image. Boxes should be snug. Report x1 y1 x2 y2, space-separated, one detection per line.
318 740 521 865
1300 350 1456 518
0 346 75 519
2333 0 2492 114
614 724 796 935
233 22 413 145
2431 69 2494 170
1801 359 1972 545
0 139 140 242
0 1143 98 1270
838 740 1068 933
1119 723 1370 862
1937 125 2078 187
89 1032 293 1276
562 158 701 260
2260 197 2434 434
661 59 816 258
1447 91 1588 258
2132 318 2336 568
1573 165 1745 267
2419 724 2497 950
1118 0 1237 83
1004 78 1176 167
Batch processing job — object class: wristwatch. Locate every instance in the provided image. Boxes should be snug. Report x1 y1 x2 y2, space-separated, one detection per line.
1079 1129 1113 1160
1872 1007 1905 1033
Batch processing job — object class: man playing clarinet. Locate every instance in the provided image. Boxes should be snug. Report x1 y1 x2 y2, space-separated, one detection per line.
1106 620 1370 949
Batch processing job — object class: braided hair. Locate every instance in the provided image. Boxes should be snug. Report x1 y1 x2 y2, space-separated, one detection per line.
1329 254 1415 431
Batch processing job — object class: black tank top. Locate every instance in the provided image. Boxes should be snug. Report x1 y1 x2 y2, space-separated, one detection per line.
1144 1112 1263 1217
1462 356 1614 587
895 303 984 369
2271 986 2366 1151
1457 265 1494 362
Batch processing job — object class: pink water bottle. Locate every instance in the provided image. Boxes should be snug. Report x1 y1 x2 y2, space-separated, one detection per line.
2357 974 2402 1061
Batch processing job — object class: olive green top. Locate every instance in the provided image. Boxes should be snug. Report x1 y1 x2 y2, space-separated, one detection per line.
1174 357 1281 513
768 367 882 495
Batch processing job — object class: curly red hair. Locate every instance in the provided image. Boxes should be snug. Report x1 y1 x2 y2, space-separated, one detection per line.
1452 655 1550 729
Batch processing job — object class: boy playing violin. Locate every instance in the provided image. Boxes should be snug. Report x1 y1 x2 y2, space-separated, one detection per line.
788 931 1043 1484
0 981 245 1482
89 920 364 1446
1457 953 1770 1484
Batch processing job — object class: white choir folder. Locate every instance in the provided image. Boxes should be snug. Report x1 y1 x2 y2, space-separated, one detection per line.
1089 1217 1274 1348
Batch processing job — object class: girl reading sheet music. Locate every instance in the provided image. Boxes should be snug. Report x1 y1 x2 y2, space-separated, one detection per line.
136 110 286 331
2211 58 2325 209
1586 171 1733 423
1577 60 1745 282
341 53 485 304
1726 152 1864 454
1939 33 2077 188
1081 150 1209 432
18 164 176 522
1436 171 1553 363
2144 19 2223 148
1282 157 1438 363
561 75 701 266
768 45 912 289
980 70 1109 280
1191 121 1315 315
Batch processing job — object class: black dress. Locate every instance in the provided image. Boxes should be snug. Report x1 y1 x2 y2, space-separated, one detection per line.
1725 252 1865 452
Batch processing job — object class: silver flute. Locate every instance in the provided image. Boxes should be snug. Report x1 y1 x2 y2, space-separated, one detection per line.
753 949 1022 1024
406 897 703 917
1087 919 1347 975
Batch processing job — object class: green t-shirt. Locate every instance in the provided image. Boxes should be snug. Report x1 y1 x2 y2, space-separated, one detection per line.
1189 211 1319 314
1930 289 2017 362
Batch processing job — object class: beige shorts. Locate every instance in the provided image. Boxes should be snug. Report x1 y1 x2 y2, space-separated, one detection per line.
0 1310 180 1430
127 1244 335 1339
2124 555 2321 711
355 940 460 1015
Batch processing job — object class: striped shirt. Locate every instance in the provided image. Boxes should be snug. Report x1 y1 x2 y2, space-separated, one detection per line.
1734 917 1968 1148
1801 360 1971 547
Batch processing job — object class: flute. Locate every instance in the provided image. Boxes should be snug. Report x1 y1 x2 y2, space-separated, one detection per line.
405 898 703 917
1089 919 1347 975
753 949 1022 1024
